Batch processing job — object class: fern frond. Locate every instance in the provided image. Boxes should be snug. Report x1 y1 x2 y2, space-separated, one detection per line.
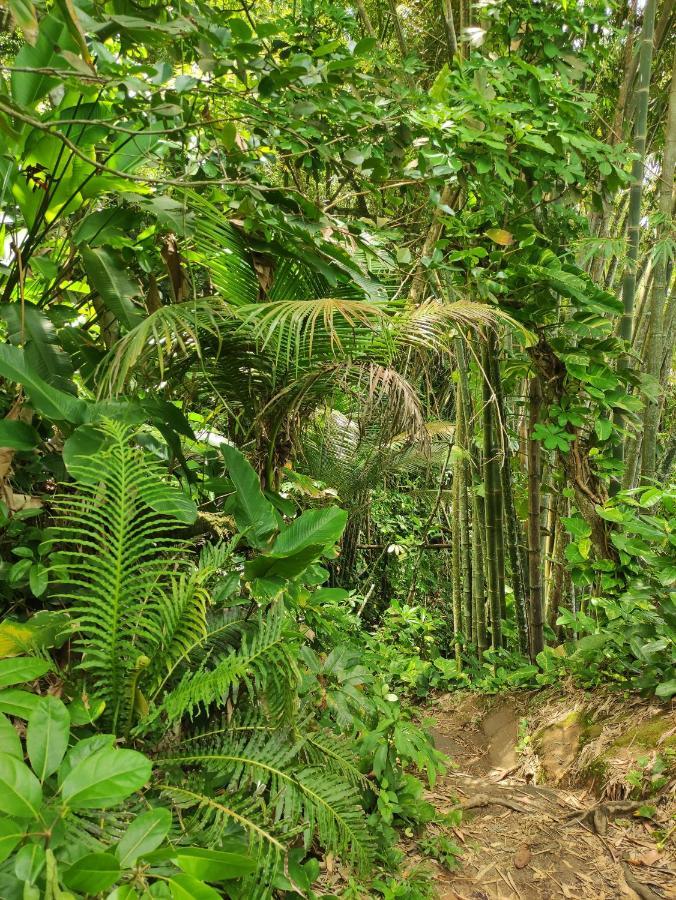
158 727 375 873
153 603 299 725
50 420 184 733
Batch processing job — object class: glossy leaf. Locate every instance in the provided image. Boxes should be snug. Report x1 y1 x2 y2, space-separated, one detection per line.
117 807 171 867
63 853 120 893
27 696 70 781
60 746 152 809
0 658 50 689
0 753 42 819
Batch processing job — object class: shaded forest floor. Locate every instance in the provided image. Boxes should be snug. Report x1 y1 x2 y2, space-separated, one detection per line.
407 688 676 899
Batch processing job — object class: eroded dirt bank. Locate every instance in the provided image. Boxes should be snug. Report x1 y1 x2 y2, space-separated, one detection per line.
415 689 675 899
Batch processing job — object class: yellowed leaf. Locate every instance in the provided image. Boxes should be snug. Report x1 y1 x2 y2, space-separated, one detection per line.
485 228 514 246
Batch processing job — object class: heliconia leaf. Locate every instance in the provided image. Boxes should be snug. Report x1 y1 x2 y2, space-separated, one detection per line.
222 444 278 546
0 420 40 451
0 345 87 424
8 0 38 45
269 508 347 558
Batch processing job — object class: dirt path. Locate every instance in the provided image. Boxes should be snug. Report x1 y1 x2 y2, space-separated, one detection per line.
415 692 676 900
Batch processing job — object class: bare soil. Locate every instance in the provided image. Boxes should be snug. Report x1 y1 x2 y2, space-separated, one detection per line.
411 689 676 900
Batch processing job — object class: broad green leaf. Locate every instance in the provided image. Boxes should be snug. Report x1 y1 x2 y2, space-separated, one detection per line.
0 690 41 719
0 818 24 863
0 345 87 424
28 563 48 598
1 302 73 384
117 808 171 867
60 746 151 809
575 634 608 652
14 842 45 884
595 505 624 523
138 480 198 525
221 444 277 545
12 14 75 106
81 248 143 330
27 696 70 781
0 714 22 759
169 874 221 900
485 228 513 246
0 658 50 688
594 418 612 441
269 508 347 558
62 425 107 478
0 421 40 451
0 752 42 819
655 679 676 699
63 853 120 893
173 847 256 881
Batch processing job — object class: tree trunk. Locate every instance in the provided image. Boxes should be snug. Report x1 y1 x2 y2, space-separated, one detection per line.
617 0 656 474
527 375 544 659
482 339 503 651
641 48 676 480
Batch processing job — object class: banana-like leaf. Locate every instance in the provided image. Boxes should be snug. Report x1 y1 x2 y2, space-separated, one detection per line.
0 345 87 424
221 444 278 547
81 247 143 329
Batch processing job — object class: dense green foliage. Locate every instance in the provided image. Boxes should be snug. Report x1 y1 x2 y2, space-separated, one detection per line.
0 0 673 895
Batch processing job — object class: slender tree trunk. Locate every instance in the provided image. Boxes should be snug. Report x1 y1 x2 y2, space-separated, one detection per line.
546 510 568 638
451 473 463 665
482 339 502 650
456 391 473 641
355 0 376 37
617 0 656 476
641 49 676 480
455 337 487 654
440 0 458 60
387 0 410 62
527 375 544 659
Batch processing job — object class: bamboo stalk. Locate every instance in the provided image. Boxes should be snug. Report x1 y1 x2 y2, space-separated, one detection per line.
527 375 544 659
641 48 676 480
617 0 657 476
482 339 502 651
457 384 473 641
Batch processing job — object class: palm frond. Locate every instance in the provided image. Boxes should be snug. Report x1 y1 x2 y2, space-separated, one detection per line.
98 299 237 396
239 297 386 370
391 298 524 353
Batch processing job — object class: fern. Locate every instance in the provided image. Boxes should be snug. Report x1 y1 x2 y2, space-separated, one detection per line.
153 603 299 725
50 420 182 733
158 727 376 875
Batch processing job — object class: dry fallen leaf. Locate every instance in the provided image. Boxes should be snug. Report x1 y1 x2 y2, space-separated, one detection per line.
514 846 531 869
